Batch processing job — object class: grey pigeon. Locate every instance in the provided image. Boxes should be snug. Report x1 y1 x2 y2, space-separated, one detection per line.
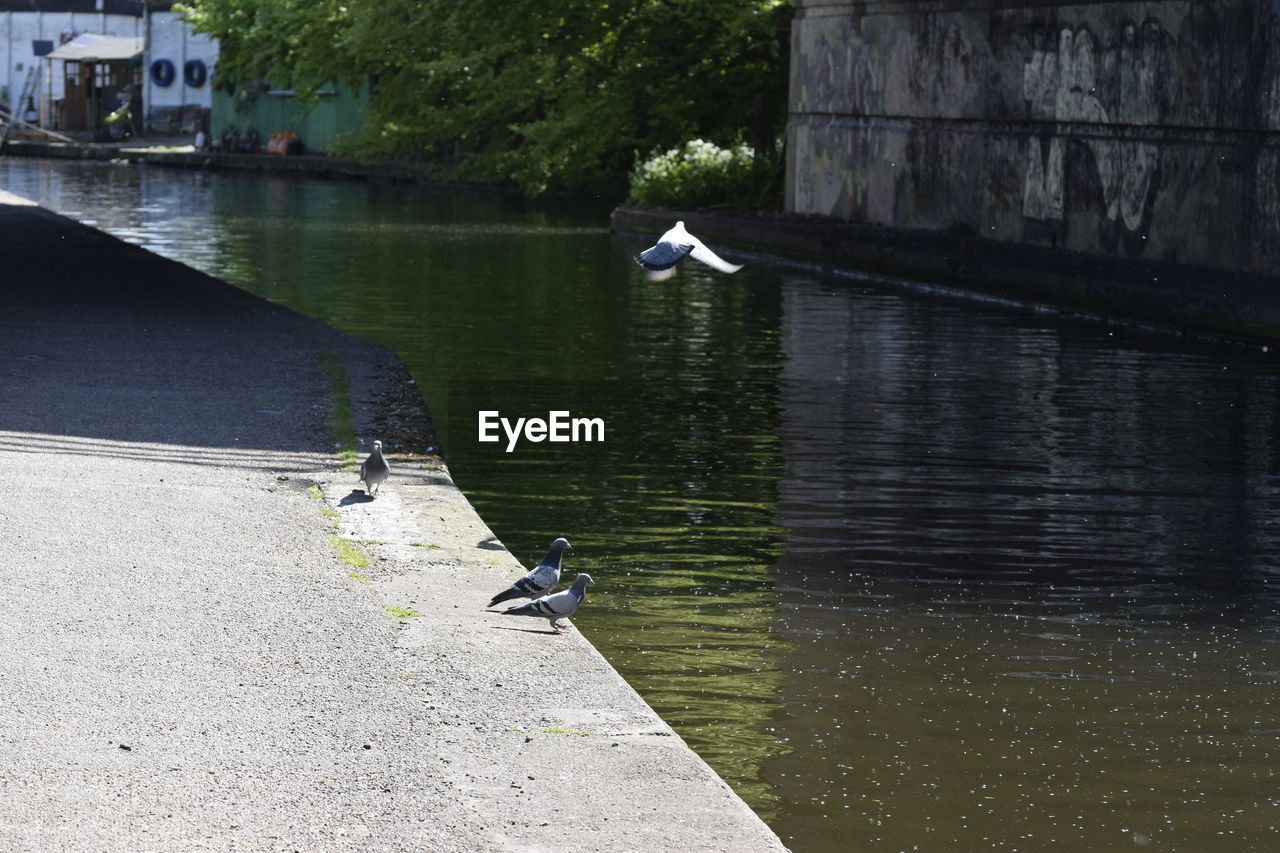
487 537 571 608
634 220 743 281
359 439 390 497
502 573 594 634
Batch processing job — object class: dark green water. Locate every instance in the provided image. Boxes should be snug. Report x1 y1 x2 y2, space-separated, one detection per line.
6 159 1280 850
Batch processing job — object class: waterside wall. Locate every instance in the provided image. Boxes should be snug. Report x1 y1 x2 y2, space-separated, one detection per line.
786 0 1280 337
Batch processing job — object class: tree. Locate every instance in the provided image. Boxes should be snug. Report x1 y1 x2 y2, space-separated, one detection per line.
180 0 791 196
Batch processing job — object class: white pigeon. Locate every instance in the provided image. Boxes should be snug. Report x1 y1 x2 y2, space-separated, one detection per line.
487 537 571 608
634 220 744 281
359 439 390 497
502 573 595 634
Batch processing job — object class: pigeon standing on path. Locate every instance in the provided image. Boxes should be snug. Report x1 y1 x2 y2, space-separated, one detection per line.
487 537 571 608
359 439 390 497
502 573 595 634
634 220 744 280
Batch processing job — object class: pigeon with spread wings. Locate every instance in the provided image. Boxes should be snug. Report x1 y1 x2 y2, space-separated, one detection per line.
635 221 743 281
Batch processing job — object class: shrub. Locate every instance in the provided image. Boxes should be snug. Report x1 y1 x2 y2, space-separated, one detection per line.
627 139 780 210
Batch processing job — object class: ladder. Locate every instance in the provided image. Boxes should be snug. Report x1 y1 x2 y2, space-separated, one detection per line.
0 65 40 150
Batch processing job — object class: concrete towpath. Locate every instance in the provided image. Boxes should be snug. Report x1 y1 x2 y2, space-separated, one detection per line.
0 191 786 851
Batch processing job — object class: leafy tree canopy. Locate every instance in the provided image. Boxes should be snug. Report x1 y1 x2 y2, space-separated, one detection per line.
180 0 791 196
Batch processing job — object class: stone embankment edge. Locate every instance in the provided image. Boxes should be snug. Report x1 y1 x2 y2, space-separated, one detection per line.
325 356 789 850
613 206 1280 348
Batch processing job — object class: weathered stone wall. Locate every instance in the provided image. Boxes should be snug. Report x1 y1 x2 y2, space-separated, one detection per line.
787 0 1280 278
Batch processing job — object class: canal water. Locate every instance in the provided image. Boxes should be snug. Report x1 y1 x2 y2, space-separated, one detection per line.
5 158 1280 851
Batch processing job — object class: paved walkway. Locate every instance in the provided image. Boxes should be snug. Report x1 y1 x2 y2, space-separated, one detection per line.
0 192 786 851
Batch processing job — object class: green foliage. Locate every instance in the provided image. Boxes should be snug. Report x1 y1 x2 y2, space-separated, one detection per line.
628 139 780 210
179 0 791 197
176 0 356 98
328 535 370 568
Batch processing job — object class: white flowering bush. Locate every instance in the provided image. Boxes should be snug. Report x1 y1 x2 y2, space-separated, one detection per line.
628 139 776 209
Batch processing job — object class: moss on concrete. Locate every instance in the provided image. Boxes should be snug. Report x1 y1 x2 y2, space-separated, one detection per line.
328 535 370 568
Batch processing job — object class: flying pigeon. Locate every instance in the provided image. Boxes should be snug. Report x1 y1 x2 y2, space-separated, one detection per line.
502 573 595 633
634 220 744 280
359 439 390 497
487 537 571 609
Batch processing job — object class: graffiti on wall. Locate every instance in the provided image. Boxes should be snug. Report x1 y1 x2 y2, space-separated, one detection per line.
786 0 1280 276
1021 20 1171 235
1249 7 1280 271
884 19 979 119
790 17 858 218
790 15 981 223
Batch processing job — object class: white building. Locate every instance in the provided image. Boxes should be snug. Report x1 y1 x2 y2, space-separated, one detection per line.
0 0 216 134
0 0 141 123
143 0 216 133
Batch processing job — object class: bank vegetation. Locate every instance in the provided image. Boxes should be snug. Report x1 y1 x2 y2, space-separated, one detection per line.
180 0 791 202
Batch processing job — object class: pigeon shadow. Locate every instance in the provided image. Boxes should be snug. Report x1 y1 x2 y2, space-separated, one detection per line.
475 536 506 551
338 489 374 506
490 625 564 635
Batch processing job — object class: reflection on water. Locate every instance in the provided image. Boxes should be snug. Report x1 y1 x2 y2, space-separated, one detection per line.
770 285 1280 848
6 158 1280 850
